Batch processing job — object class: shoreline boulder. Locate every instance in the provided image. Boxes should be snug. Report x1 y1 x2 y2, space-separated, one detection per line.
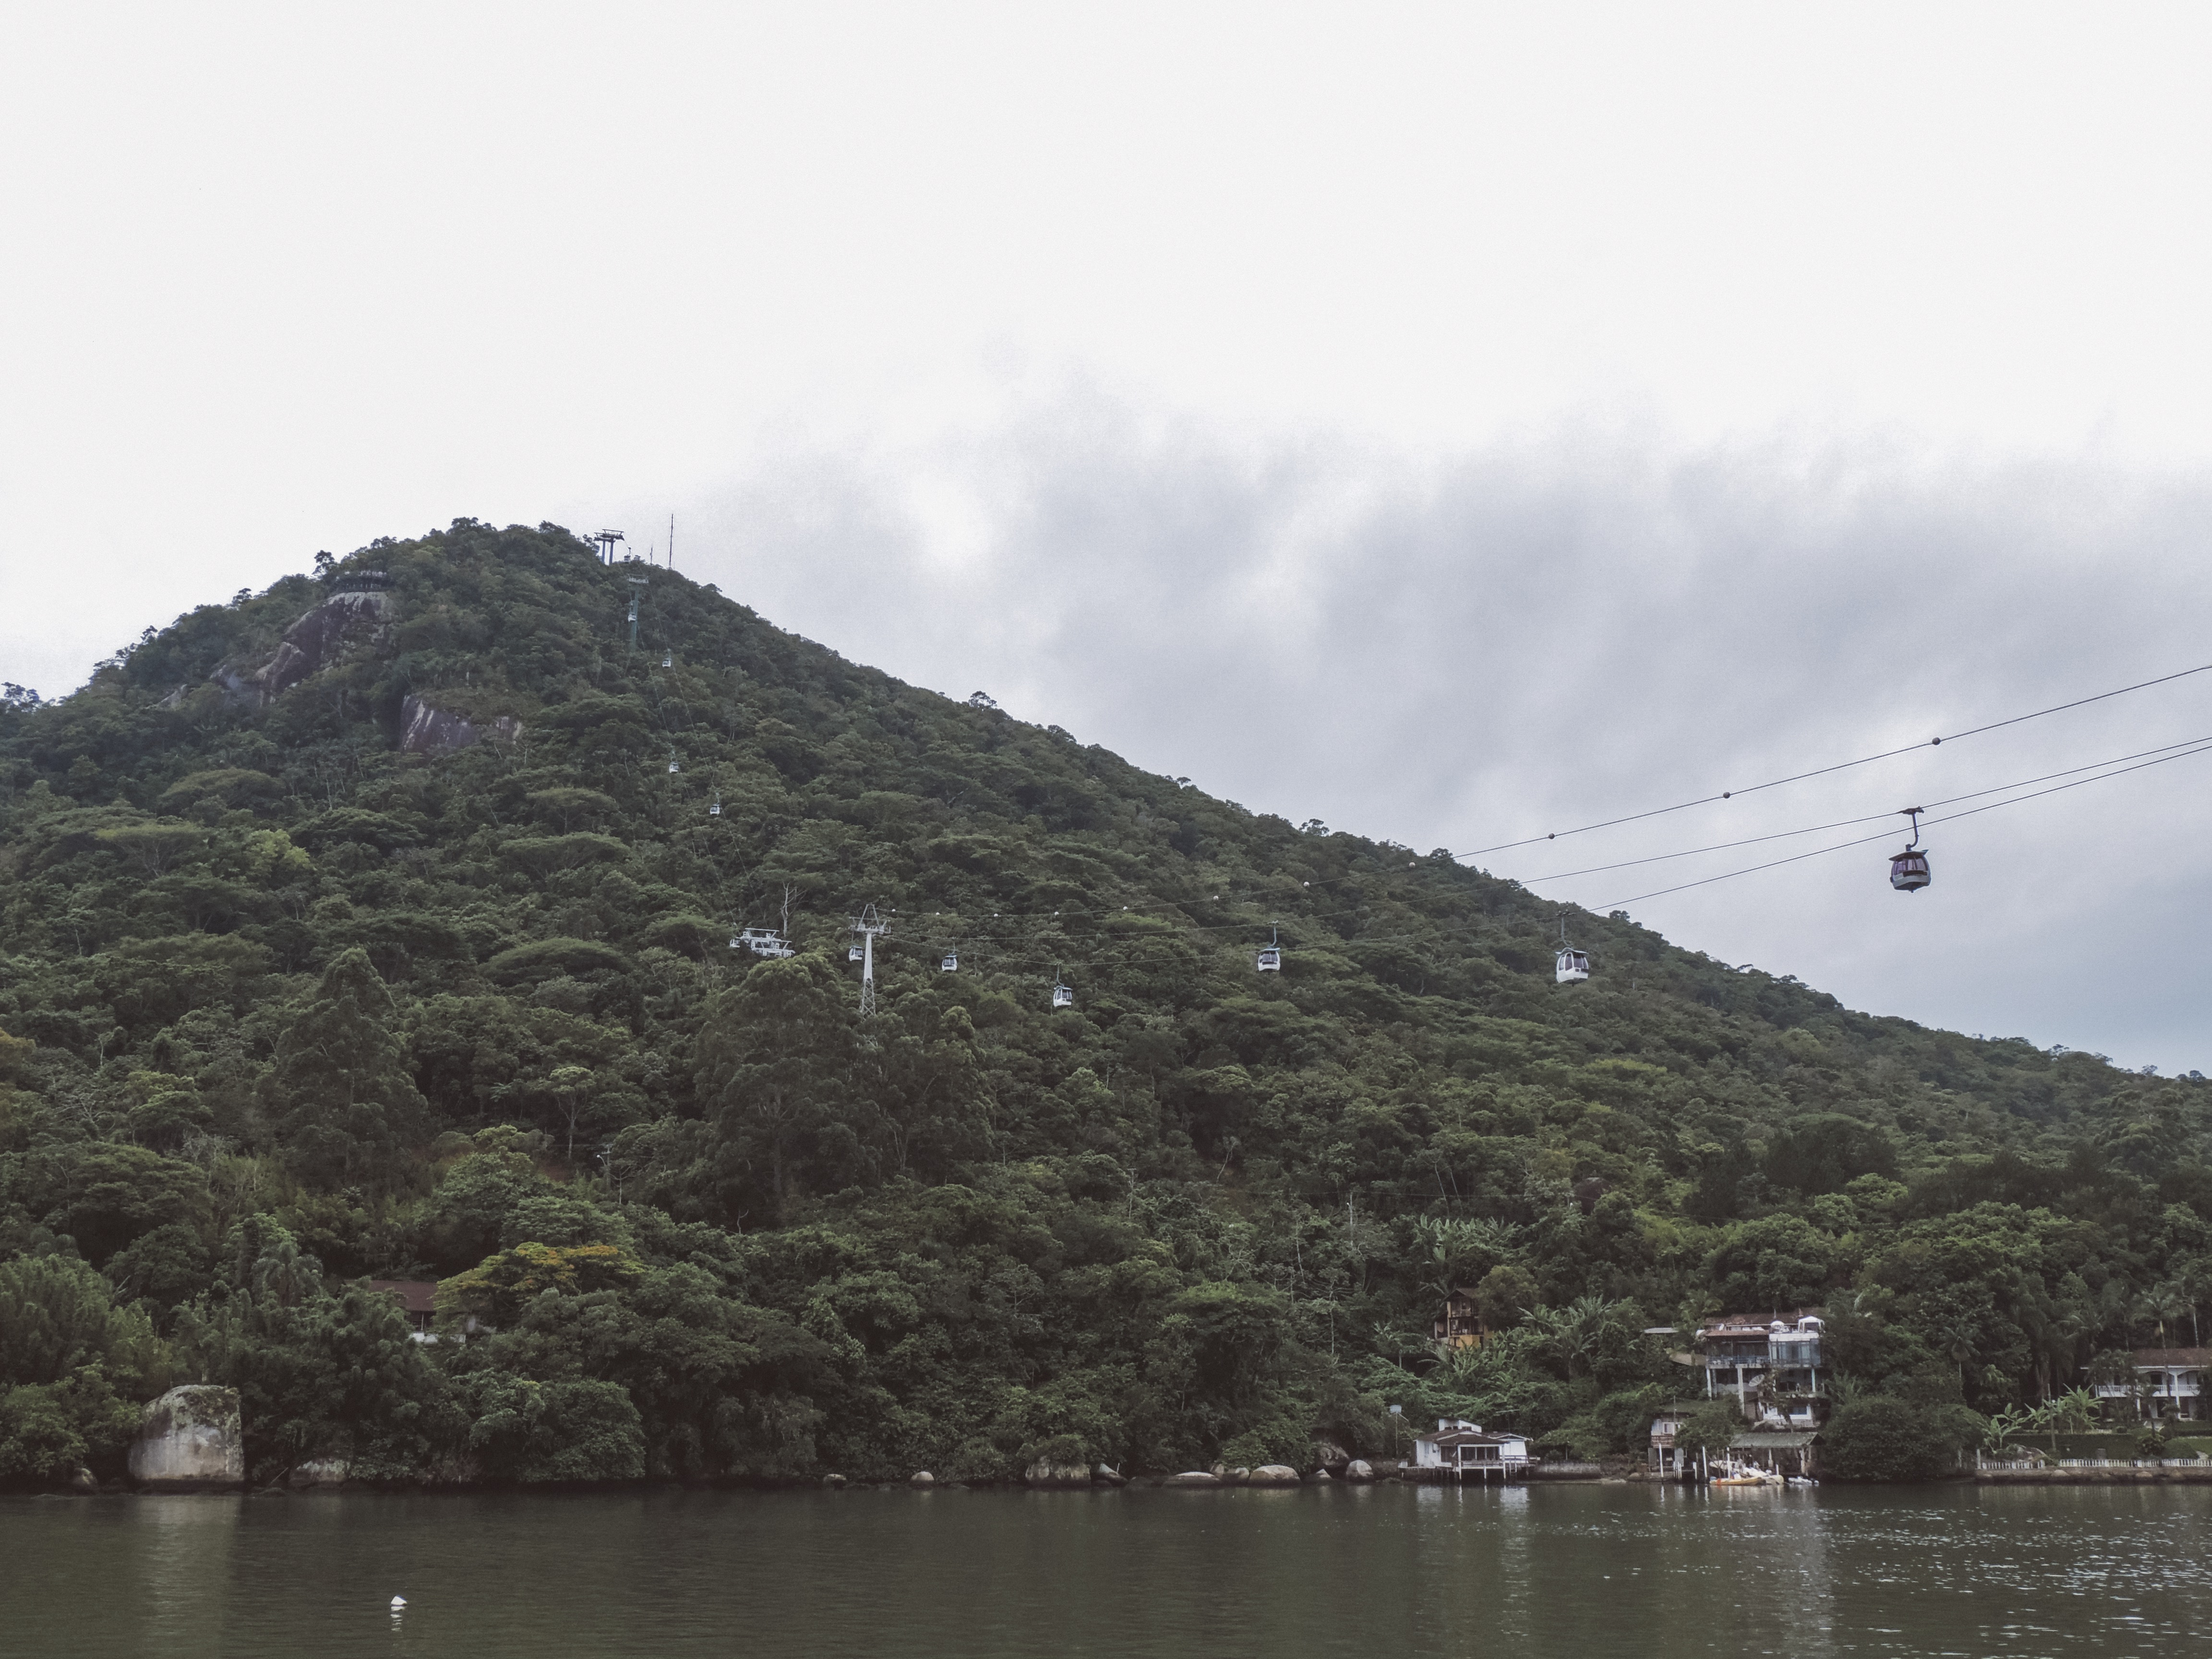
1246 1465 1301 1487
1166 1470 1222 1487
128 1385 245 1492
1345 1460 1376 1483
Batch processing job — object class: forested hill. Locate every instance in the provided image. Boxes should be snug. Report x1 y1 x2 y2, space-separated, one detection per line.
1 517 2205 1488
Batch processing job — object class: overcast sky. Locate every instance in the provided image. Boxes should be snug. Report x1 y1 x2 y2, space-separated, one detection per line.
4 5 2210 1069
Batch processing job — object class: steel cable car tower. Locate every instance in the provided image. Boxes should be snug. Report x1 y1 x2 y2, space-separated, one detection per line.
851 903 889 1016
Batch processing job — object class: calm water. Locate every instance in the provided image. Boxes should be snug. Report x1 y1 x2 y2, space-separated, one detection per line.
4 1483 2209 1658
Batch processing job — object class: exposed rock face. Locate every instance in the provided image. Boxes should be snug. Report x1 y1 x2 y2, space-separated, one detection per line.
288 1458 350 1490
1311 1440 1352 1474
129 1385 245 1491
1023 1461 1094 1488
398 695 523 757
212 590 393 706
1344 1460 1376 1483
1246 1465 1302 1486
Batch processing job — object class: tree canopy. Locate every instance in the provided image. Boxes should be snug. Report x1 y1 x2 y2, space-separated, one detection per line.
0 517 2205 1486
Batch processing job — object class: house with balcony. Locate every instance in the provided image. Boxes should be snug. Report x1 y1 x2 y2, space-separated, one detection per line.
1411 1419 1531 1479
1695 1312 1829 1430
2091 1347 2209 1422
1430 1287 1487 1349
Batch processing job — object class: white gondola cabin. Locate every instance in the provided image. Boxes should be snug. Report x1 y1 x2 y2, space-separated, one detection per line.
666 749 681 774
1555 948 1591 984
848 942 865 963
730 927 795 960
941 950 959 972
1051 981 1074 1009
708 792 722 817
1256 926 1282 974
662 650 673 668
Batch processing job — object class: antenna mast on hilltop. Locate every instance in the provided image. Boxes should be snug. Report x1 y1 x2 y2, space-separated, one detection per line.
851 903 889 1017
668 513 675 571
594 529 625 564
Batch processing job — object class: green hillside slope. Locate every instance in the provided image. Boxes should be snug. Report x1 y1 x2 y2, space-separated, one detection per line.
1 518 2204 1486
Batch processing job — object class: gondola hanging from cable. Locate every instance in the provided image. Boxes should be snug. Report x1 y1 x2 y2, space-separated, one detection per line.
708 790 722 817
1888 807 1931 891
1051 974 1074 1009
1554 914 1590 984
1256 925 1282 974
940 948 959 972
666 747 681 775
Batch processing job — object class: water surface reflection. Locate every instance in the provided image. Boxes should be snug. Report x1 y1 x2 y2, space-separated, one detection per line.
3 1482 2207 1658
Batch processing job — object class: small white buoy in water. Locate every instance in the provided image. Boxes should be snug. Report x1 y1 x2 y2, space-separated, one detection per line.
390 1596 407 1611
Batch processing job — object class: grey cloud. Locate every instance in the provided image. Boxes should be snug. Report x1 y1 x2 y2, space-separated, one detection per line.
668 398 2212 1069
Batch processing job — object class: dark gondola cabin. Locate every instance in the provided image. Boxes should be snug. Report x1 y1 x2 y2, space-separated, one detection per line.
1889 850 1931 891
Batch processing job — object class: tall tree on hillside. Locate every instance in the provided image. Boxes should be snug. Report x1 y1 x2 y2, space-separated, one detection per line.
267 948 430 1192
694 954 862 1223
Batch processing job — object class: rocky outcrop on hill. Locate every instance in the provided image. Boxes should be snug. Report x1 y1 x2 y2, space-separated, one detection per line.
211 589 393 705
128 1384 245 1491
398 695 523 756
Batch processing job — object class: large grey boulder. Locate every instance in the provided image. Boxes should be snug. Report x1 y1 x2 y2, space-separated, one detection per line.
910 1470 936 1487
1166 1470 1222 1487
1093 1463 1128 1486
1246 1464 1302 1486
1311 1440 1352 1474
128 1385 245 1491
1344 1460 1376 1483
289 1459 350 1490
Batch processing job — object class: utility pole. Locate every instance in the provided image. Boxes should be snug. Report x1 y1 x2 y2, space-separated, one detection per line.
852 903 889 1017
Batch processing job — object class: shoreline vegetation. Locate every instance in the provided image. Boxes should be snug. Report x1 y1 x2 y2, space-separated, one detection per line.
4 522 2210 1496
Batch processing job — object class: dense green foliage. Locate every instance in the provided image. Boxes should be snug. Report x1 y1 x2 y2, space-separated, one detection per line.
2 519 2208 1486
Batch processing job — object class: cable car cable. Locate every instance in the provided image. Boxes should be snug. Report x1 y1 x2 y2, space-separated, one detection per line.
1446 659 2212 862
1588 734 2212 911
1518 733 2212 883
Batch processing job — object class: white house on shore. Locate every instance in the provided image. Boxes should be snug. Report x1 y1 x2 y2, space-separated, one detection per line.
2092 1347 2210 1421
1410 1420 1531 1477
